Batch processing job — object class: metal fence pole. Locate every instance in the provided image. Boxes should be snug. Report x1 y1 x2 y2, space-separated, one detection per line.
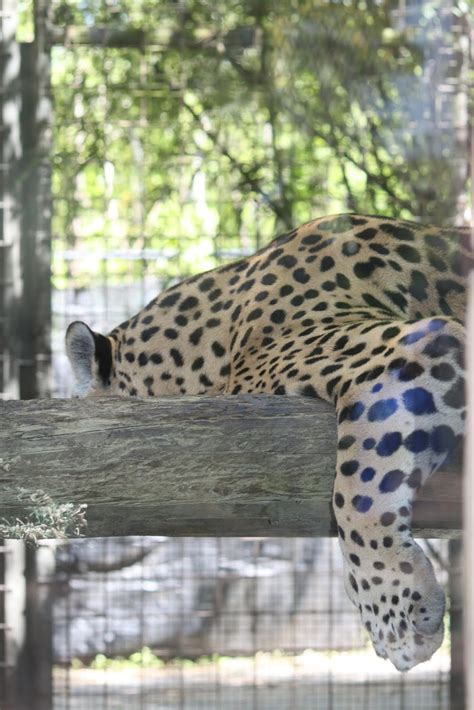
449 538 465 710
0 1 53 707
0 0 21 400
16 0 52 399
464 129 474 710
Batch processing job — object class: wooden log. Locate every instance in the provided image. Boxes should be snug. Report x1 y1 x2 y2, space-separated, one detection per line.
0 395 462 538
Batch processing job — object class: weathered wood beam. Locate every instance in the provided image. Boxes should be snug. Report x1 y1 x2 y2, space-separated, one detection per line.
0 395 462 538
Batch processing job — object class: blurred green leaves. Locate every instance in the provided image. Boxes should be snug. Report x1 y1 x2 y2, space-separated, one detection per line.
50 0 468 288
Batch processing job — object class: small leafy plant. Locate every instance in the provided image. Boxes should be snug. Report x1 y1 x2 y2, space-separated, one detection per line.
0 487 87 544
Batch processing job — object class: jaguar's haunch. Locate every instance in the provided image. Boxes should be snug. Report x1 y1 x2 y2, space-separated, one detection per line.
66 213 470 670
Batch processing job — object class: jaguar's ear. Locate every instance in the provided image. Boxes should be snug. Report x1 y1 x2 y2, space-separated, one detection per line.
66 321 112 396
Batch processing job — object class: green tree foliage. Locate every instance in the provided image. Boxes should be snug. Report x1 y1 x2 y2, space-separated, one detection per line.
50 0 468 287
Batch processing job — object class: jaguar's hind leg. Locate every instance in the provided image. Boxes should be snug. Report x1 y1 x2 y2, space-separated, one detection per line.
332 317 465 670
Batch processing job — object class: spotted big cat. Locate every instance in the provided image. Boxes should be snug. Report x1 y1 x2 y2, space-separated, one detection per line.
66 213 470 670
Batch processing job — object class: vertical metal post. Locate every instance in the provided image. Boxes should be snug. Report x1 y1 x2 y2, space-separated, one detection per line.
0 2 53 708
449 539 465 710
3 541 26 709
0 0 21 399
17 0 52 399
0 0 51 401
464 126 474 710
0 2 21 708
1 542 54 710
0 544 10 708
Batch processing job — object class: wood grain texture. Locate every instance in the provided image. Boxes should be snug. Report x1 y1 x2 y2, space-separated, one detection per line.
0 395 462 538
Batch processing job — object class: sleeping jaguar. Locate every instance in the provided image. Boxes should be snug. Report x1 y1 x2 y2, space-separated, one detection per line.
66 213 470 671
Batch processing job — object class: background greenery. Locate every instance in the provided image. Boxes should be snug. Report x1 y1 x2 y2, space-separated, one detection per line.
45 0 470 290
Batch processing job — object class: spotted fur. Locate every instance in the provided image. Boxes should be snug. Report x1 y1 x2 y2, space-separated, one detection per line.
66 213 470 671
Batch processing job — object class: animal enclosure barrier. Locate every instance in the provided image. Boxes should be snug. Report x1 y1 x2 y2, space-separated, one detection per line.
50 536 453 710
0 0 471 707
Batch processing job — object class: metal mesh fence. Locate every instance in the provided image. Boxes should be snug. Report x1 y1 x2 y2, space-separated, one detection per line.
0 0 471 708
51 537 451 710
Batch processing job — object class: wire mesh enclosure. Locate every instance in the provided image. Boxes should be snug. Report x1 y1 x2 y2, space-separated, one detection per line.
51 537 451 710
0 0 471 708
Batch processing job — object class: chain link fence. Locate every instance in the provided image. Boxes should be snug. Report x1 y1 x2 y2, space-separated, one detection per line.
0 0 471 707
